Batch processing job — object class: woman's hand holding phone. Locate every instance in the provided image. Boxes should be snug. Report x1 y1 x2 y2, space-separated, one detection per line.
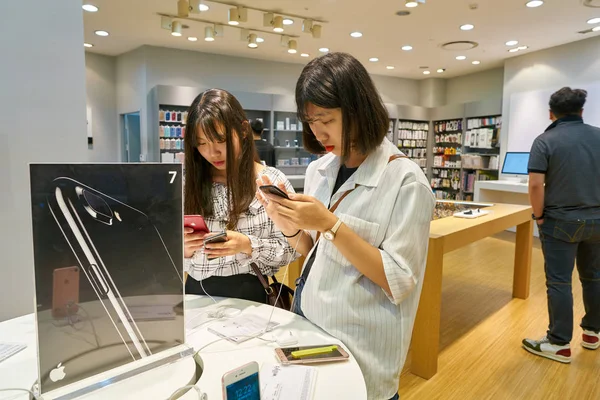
184 227 207 258
203 231 252 258
256 176 336 233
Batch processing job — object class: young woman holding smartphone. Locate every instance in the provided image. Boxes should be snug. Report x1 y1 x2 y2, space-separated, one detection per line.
258 53 435 399
183 89 297 303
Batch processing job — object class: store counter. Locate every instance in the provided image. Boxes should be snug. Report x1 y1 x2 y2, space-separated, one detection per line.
410 203 533 379
0 296 367 400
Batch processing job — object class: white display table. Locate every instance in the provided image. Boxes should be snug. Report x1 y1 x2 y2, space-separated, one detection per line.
474 180 539 237
0 296 366 399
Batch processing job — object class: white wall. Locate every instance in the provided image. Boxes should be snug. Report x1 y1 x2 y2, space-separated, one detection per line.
446 68 504 105
0 2 88 320
86 52 119 161
501 36 600 171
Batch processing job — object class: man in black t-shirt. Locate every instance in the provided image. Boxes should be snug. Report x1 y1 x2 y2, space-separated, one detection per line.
522 87 600 364
251 119 275 167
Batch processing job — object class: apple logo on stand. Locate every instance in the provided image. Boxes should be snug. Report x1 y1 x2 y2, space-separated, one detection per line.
49 363 66 382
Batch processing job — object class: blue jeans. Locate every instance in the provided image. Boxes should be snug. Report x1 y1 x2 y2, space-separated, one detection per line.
539 217 600 345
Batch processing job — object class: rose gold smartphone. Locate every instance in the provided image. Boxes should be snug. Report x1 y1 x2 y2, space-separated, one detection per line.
52 266 80 319
221 361 260 400
275 344 350 365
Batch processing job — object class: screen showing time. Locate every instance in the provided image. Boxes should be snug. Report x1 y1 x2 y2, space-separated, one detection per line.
226 372 260 400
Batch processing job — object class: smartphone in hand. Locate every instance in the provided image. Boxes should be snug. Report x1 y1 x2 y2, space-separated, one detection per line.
259 185 290 200
203 232 228 260
184 215 209 233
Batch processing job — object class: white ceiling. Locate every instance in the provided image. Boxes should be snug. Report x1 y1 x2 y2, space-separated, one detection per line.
83 0 600 79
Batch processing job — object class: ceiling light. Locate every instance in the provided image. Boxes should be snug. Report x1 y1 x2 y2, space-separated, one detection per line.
369 57 379 62
311 24 322 39
190 0 209 12
423 71 431 75
204 26 215 41
319 47 329 53
283 18 294 25
509 48 519 52
82 4 98 12
386 66 395 70
460 24 474 31
456 55 466 60
593 26 600 32
248 33 258 49
228 6 247 25
273 16 284 32
437 68 445 73
301 53 310 57
188 36 198 42
525 0 544 7
587 18 600 24
406 1 419 7
518 46 529 50
472 60 481 65
256 37 265 43
84 43 93 48
94 30 109 37
350 31 363 38
402 45 413 51
171 21 182 36
287 40 297 54
505 40 519 46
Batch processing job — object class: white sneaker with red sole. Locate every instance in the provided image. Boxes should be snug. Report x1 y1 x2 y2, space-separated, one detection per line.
582 330 600 350
522 336 571 363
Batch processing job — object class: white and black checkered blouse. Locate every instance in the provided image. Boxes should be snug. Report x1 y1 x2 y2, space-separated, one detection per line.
184 167 299 280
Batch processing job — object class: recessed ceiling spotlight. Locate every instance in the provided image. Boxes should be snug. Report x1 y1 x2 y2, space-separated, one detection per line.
406 0 419 7
402 45 413 51
84 43 93 48
472 60 481 65
199 3 209 11
283 18 294 25
256 37 265 43
188 36 198 42
518 45 529 50
386 66 395 70
423 70 431 75
593 26 600 32
456 55 467 60
437 68 445 73
460 24 474 31
94 30 109 37
319 47 329 53
369 57 379 62
509 48 519 53
525 0 544 7
350 31 363 38
82 4 98 12
587 18 600 24
301 53 310 57
506 40 519 46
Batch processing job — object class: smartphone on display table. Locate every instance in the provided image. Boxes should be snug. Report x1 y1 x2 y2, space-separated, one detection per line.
184 215 209 233
275 344 350 365
259 185 290 200
222 361 260 400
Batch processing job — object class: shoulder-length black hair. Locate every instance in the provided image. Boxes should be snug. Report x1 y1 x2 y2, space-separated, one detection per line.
295 52 389 160
184 89 257 230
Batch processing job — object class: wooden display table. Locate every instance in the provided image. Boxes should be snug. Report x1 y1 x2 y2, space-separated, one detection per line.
410 203 533 379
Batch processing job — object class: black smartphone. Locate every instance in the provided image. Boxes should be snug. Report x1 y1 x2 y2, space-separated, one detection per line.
259 185 290 200
203 232 228 244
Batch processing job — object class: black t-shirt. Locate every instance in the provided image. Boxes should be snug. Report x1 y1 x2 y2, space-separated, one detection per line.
254 139 276 167
300 164 359 283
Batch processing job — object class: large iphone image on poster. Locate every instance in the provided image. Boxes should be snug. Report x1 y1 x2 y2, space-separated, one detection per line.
30 164 184 394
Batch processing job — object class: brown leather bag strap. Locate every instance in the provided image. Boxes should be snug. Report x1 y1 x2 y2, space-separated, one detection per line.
315 154 408 242
250 263 274 295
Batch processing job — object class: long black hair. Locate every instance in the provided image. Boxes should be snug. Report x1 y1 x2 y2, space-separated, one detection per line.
295 52 389 161
184 89 257 230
